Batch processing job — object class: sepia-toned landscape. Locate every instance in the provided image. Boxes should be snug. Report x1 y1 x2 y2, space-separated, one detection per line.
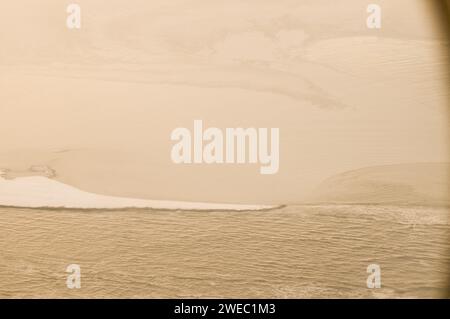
0 0 449 298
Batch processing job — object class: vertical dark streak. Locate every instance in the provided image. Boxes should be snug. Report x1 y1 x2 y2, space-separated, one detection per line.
438 0 450 300
435 0 450 36
424 0 450 299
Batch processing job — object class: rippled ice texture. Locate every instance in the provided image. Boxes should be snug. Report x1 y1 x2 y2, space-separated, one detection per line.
0 205 448 298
